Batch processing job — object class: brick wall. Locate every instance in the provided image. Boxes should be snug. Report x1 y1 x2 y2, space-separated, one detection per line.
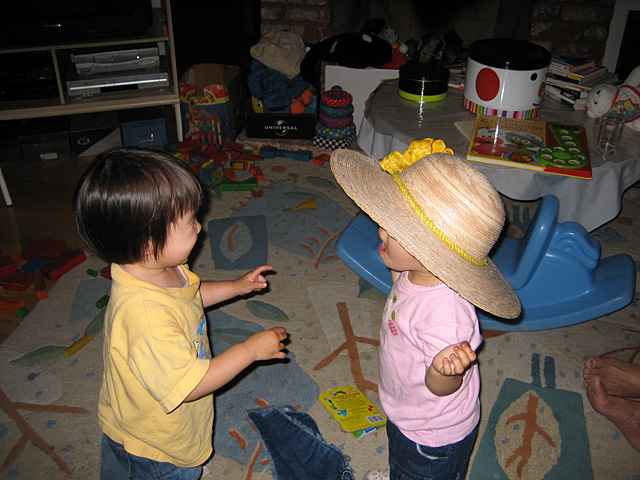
258 0 617 64
259 0 332 44
529 0 616 60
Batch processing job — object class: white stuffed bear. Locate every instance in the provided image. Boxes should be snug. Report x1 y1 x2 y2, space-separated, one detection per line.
586 65 640 132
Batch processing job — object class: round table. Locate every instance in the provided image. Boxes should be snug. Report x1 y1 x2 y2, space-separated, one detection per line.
357 79 640 232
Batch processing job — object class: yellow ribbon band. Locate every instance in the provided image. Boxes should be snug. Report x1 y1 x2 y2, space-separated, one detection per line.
392 172 489 267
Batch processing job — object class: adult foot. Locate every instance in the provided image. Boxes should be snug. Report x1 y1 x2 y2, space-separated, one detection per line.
585 371 640 452
583 356 640 398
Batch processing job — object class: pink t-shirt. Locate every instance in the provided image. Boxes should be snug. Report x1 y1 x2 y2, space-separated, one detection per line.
378 271 482 447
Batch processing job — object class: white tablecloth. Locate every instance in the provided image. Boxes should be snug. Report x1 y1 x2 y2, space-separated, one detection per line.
358 79 640 232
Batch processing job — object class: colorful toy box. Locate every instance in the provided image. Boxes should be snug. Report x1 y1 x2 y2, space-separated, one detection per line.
179 64 245 144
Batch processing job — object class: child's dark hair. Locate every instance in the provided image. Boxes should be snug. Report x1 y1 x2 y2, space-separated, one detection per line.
73 147 204 264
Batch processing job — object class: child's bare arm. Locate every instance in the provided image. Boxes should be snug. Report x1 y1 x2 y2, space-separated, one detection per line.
199 265 272 308
425 342 476 397
184 327 287 402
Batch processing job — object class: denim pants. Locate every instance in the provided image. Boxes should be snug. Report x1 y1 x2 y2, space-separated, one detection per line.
101 434 203 480
246 405 354 480
387 420 478 480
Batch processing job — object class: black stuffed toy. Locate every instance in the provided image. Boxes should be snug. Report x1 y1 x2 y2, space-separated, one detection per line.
300 18 394 84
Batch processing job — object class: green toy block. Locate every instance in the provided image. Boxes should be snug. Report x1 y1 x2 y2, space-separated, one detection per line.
220 177 258 191
96 294 110 309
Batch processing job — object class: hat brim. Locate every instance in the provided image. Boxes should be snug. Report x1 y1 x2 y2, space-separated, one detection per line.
331 149 520 319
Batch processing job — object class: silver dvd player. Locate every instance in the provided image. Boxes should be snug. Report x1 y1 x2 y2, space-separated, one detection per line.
66 70 169 96
72 47 160 75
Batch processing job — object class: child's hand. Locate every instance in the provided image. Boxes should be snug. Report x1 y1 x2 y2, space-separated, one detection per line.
243 327 288 361
234 265 273 296
433 342 476 376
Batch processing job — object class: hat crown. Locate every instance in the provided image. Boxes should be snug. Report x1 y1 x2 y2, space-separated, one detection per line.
400 153 505 261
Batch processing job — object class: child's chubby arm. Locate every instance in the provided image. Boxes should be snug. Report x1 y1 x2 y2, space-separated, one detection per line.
199 265 272 308
425 342 477 397
185 326 288 402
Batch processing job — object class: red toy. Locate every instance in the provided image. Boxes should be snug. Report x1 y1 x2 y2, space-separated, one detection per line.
21 239 67 259
0 271 34 292
0 256 18 276
40 248 87 280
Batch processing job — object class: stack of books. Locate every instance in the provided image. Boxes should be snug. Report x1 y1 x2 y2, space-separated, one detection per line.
545 55 618 110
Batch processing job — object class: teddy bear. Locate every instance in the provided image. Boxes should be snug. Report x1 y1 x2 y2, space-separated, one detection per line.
586 65 640 132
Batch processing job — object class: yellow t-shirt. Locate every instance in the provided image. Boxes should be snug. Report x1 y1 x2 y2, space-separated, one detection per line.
98 263 213 468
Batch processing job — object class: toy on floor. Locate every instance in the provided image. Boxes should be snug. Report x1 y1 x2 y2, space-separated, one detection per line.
335 195 635 331
319 385 386 439
313 86 357 150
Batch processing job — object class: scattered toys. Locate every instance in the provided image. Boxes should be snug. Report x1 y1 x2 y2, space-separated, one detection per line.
220 176 258 191
63 333 93 358
286 173 298 183
0 271 34 292
40 247 87 280
312 153 330 166
95 294 110 309
0 295 25 312
0 240 88 320
33 271 48 300
21 239 67 259
0 256 18 276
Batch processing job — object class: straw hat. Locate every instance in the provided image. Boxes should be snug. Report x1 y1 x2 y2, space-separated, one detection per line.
331 149 521 319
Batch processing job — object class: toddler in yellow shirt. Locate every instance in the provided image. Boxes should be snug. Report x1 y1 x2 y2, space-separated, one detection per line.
73 147 287 480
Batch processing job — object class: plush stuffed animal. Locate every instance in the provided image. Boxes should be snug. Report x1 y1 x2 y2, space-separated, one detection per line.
586 65 640 132
300 18 400 84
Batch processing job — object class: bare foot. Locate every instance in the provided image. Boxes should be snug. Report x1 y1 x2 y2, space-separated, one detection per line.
585 373 640 452
583 357 640 398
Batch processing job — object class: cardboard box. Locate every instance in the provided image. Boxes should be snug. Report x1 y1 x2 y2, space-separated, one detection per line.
70 111 119 156
245 112 317 139
324 64 399 131
179 64 245 144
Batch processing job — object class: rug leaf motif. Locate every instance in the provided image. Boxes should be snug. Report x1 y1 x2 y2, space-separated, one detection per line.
246 300 289 322
210 327 255 345
9 346 67 366
495 390 561 480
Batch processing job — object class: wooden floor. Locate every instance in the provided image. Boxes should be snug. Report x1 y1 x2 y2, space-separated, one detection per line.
0 156 92 343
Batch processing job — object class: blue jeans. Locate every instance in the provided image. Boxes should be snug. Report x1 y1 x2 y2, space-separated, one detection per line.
101 434 203 480
387 420 478 480
246 405 354 480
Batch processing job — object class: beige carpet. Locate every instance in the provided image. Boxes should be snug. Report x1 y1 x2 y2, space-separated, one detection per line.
1 136 639 480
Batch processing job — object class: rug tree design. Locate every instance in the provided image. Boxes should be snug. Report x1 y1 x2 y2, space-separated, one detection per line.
0 387 87 476
314 302 380 396
470 354 594 480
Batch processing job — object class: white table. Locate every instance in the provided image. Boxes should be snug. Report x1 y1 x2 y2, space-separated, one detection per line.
358 79 640 232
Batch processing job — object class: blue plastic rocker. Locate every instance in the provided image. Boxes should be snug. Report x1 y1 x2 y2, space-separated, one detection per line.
335 195 636 331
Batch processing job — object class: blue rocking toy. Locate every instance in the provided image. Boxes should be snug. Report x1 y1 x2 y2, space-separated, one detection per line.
335 195 636 331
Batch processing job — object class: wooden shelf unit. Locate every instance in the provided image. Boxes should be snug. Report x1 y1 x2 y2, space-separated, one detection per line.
0 0 182 137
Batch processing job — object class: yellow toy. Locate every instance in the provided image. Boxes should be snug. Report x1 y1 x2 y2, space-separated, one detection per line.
319 385 386 439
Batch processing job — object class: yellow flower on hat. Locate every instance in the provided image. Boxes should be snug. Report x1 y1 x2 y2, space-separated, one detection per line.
380 138 453 174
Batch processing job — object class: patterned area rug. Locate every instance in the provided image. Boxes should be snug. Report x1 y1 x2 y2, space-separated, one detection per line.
1 137 639 480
